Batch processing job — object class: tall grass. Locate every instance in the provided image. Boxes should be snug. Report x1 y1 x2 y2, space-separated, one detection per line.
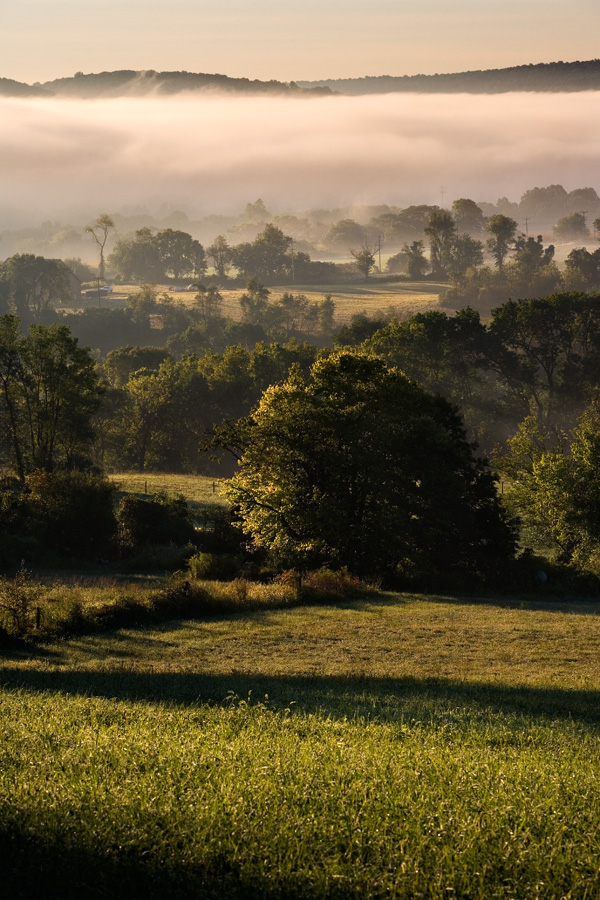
0 574 305 640
2 593 600 897
1 684 600 898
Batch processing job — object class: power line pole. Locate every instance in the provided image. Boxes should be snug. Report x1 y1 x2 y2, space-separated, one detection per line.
440 186 446 208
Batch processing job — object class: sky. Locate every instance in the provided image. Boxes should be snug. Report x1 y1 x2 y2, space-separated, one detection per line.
2 0 600 84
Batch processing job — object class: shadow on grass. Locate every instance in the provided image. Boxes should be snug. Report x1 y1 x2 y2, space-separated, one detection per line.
363 591 600 616
0 827 280 900
1 666 600 727
0 634 59 661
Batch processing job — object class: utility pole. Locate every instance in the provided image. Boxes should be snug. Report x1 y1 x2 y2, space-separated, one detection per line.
377 234 383 273
440 186 446 208
290 238 295 284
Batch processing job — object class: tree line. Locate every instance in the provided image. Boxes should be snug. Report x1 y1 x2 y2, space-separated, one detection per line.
3 289 600 479
3 280 600 581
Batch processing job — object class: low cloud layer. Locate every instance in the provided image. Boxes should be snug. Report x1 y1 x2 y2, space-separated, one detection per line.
1 91 599 226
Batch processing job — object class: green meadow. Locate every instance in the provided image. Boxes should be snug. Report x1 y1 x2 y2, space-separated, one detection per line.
109 472 228 508
2 592 600 898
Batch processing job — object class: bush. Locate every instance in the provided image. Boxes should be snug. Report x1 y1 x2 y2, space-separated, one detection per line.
22 470 117 559
300 567 364 598
123 542 196 572
117 493 196 552
148 580 210 619
92 593 150 630
194 506 245 553
0 565 46 636
188 551 242 581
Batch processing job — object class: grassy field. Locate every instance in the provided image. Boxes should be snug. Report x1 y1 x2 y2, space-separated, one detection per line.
88 281 445 324
270 282 445 323
185 282 445 323
2 592 600 898
109 472 228 507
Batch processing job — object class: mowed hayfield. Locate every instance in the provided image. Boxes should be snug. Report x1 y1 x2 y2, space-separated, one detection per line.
2 592 600 898
90 281 446 323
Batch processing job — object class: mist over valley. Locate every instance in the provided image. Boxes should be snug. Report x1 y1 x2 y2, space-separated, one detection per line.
1 88 599 244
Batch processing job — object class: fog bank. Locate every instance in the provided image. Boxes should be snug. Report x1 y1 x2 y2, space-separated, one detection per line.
1 91 599 226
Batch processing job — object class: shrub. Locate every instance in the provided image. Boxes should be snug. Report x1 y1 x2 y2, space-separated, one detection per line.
301 567 364 598
123 542 196 572
117 493 196 552
0 565 46 636
0 488 45 566
188 551 242 581
93 593 150 630
193 506 245 553
231 577 249 603
148 580 210 618
22 470 117 559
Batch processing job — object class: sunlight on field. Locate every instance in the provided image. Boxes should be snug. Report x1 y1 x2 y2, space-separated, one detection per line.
269 282 445 322
29 593 600 688
109 281 445 323
109 472 228 506
3 594 600 897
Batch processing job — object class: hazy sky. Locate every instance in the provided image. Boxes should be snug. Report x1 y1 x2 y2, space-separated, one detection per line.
3 0 599 83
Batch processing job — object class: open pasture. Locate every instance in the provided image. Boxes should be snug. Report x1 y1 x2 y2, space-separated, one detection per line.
268 282 445 323
105 281 445 323
2 593 600 898
108 472 227 507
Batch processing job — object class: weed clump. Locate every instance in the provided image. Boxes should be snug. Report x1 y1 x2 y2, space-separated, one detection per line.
188 551 241 581
149 580 210 619
0 565 46 636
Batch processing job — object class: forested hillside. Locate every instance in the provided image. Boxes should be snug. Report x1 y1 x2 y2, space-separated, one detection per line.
3 59 600 99
0 70 332 98
299 59 600 94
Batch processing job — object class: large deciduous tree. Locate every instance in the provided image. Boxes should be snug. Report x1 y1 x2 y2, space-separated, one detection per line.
109 228 206 282
451 199 486 236
225 352 516 580
109 228 165 283
553 212 590 241
497 405 600 570
489 292 600 427
0 316 103 480
425 210 457 278
232 224 293 283
0 254 72 322
486 215 518 270
402 240 429 278
207 235 233 281
350 245 376 280
154 229 206 280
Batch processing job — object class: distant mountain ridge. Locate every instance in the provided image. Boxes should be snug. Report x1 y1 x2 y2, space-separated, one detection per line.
2 60 600 99
0 77 49 97
0 70 333 98
298 59 600 94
